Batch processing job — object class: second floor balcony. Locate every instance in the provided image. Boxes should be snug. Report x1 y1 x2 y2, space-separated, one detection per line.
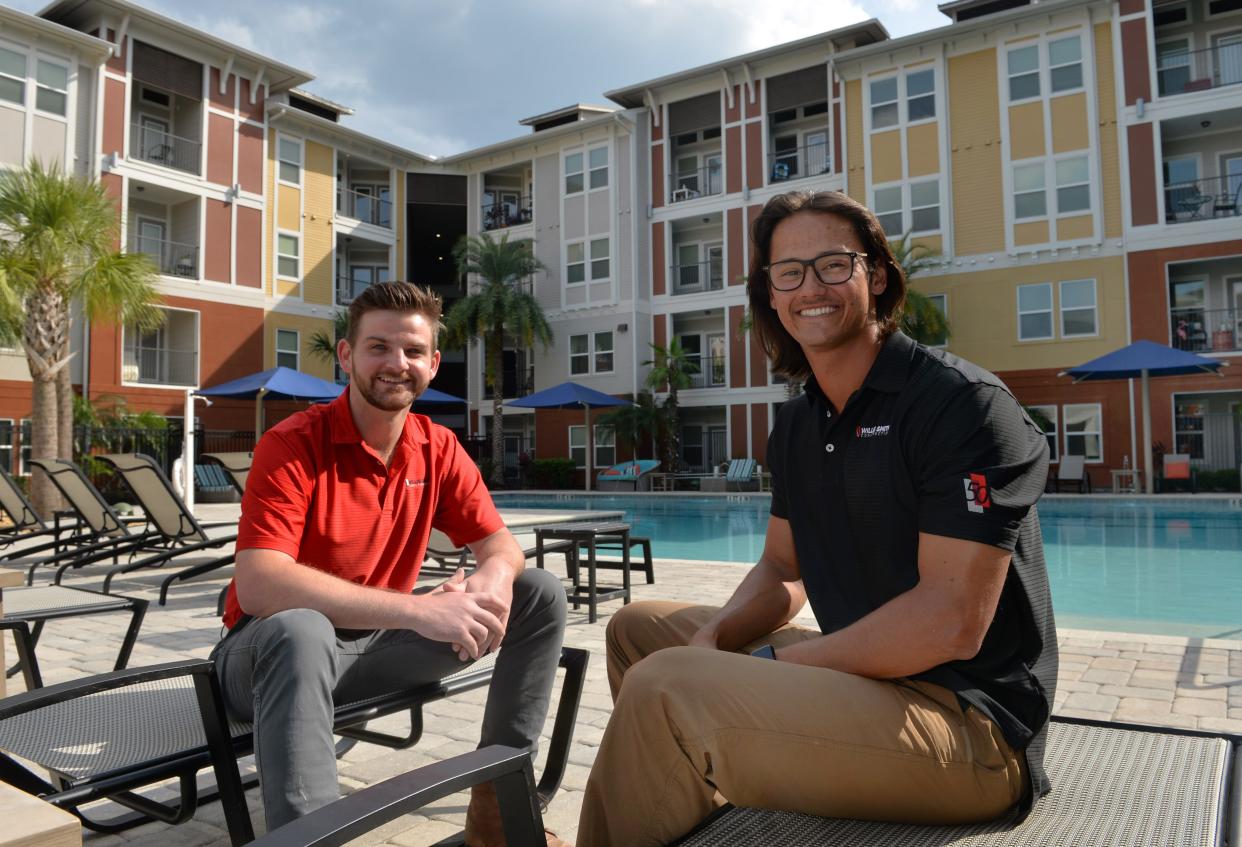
1171 307 1241 354
128 233 198 279
130 122 201 175
1157 41 1242 97
1164 175 1242 224
671 160 723 203
769 139 830 183
482 195 532 231
337 187 392 228
671 259 724 295
686 354 727 389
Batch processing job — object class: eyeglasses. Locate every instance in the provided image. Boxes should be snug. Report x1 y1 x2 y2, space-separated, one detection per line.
763 251 868 292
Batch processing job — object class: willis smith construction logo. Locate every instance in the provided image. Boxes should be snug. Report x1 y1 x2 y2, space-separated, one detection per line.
964 473 991 513
855 424 891 438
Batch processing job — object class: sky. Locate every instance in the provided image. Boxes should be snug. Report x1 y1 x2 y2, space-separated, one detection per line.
13 0 951 157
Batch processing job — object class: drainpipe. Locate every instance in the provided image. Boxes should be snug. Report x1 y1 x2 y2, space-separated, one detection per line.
615 111 642 400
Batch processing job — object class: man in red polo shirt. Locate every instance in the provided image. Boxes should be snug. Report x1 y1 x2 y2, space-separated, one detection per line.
212 282 567 846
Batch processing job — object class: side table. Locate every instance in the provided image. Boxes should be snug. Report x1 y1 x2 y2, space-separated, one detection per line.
1110 469 1142 494
0 569 23 698
534 521 632 623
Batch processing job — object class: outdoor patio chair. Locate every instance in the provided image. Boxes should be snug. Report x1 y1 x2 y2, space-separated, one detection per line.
194 463 237 503
596 459 661 491
201 451 254 496
424 528 575 576
726 458 758 491
1049 455 1091 493
1158 452 1198 493
1213 182 1241 218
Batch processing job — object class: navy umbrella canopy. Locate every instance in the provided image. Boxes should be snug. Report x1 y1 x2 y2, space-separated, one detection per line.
1060 341 1225 493
197 366 344 402
415 387 467 406
509 382 631 490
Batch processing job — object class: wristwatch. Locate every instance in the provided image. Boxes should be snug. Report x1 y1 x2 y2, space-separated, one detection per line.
750 644 777 660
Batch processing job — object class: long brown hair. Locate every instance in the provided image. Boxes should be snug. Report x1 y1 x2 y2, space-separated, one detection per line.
745 191 906 381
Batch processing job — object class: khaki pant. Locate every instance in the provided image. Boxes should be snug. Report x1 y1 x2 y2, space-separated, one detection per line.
577 601 1026 847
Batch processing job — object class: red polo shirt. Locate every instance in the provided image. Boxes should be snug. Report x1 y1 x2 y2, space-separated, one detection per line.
222 390 503 629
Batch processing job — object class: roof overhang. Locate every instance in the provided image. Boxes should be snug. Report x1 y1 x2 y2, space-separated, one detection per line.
0 4 112 59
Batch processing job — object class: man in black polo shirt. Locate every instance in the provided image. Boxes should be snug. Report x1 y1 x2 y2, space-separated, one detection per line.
575 191 1056 847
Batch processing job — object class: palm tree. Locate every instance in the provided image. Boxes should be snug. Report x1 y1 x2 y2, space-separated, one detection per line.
308 308 349 372
597 391 662 459
0 160 161 514
443 233 552 487
644 339 698 471
891 231 950 346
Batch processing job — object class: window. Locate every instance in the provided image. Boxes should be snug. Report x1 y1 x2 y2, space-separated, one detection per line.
1055 156 1090 214
1174 402 1204 459
870 77 898 129
910 180 940 233
569 426 585 468
907 68 935 121
276 329 299 370
1028 405 1058 462
564 152 584 194
1048 35 1083 93
278 137 301 185
590 238 610 280
1063 403 1102 461
1059 279 1097 337
926 293 948 347
19 419 30 476
1008 45 1041 101
588 146 608 189
0 46 24 106
566 242 585 284
277 234 300 278
0 419 12 474
873 185 903 235
595 426 615 468
569 331 613 375
1018 282 1054 340
1013 162 1047 219
35 59 67 116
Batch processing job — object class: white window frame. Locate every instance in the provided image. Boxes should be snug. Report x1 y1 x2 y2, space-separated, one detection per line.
33 57 68 117
277 231 301 280
1062 403 1103 463
1013 161 1048 220
569 333 590 376
905 67 936 123
564 150 584 195
0 43 26 108
1017 282 1055 341
588 145 609 190
1006 43 1042 103
1047 34 1085 94
909 179 941 234
1028 404 1059 462
593 331 614 373
1059 278 1098 338
569 425 586 468
120 306 201 389
869 75 899 129
277 135 303 186
276 328 300 370
594 426 615 468
18 418 31 476
926 293 948 348
565 240 585 286
1054 154 1091 216
0 418 13 475
872 183 903 235
589 237 610 281
568 331 614 375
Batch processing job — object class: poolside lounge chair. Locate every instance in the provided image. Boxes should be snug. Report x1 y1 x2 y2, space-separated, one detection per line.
1049 455 1091 493
596 459 661 491
726 458 758 491
1158 452 1197 493
268 716 1237 847
425 528 575 575
201 452 253 496
193 464 237 503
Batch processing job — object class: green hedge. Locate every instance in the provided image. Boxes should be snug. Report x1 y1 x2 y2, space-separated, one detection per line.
1195 469 1240 492
530 458 576 489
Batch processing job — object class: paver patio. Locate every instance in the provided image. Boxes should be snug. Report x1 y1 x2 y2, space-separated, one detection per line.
4 501 1240 845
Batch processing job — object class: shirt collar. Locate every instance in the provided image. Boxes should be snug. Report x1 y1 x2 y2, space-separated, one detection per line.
329 386 428 447
802 330 915 406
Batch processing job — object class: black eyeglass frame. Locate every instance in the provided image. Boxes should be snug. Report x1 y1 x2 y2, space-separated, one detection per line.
763 251 870 292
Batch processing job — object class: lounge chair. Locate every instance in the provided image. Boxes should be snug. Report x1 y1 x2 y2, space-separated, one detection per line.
425 528 575 574
265 716 1237 847
201 452 253 496
1158 452 1197 493
1049 455 1091 493
193 464 237 503
596 459 661 492
726 458 758 491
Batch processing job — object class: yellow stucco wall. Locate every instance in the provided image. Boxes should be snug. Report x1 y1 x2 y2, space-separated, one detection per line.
1050 92 1089 154
870 130 903 185
302 140 334 306
277 184 301 233
1008 102 1046 160
846 79 865 200
1057 214 1093 240
910 256 1126 371
948 48 1004 256
1014 220 1049 245
1094 22 1122 240
906 122 939 178
265 315 335 379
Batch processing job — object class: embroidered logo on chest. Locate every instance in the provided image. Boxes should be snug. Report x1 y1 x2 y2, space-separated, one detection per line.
855 424 891 439
405 479 425 488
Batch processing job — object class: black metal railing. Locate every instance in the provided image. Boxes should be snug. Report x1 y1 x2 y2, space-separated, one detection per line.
769 140 831 183
671 162 723 201
481 195 532 231
336 275 381 305
1157 42 1242 97
336 187 392 227
671 259 725 294
1172 413 1241 478
1170 307 1240 353
129 122 201 174
686 355 727 389
128 234 198 278
1163 175 1242 223
121 346 198 387
482 366 535 400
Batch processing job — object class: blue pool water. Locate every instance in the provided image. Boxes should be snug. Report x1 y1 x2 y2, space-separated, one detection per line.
496 493 1242 638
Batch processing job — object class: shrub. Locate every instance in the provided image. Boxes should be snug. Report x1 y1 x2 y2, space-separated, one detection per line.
529 458 576 489
1195 469 1240 492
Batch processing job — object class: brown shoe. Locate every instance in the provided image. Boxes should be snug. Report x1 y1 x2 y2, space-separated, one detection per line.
464 782 571 847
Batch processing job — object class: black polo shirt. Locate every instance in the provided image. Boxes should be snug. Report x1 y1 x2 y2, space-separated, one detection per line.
767 331 1057 814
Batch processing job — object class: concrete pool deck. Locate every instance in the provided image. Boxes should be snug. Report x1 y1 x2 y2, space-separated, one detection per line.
4 502 1240 845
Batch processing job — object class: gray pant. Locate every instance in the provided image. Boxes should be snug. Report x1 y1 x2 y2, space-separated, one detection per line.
211 567 566 829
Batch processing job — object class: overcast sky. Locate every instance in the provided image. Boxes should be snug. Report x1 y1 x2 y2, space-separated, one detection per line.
14 0 950 157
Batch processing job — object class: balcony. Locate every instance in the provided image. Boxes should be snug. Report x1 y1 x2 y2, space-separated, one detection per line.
122 345 198 386
1163 176 1242 224
671 259 724 295
686 354 727 389
769 139 831 184
1171 307 1241 354
1157 42 1242 98
482 195 532 231
128 233 198 278
129 122 201 175
337 186 392 228
336 274 377 306
671 161 723 203
482 365 535 400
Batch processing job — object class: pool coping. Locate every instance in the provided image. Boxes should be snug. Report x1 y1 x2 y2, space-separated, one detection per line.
496 490 1242 506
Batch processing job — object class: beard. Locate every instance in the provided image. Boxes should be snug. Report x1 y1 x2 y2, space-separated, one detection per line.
353 372 419 412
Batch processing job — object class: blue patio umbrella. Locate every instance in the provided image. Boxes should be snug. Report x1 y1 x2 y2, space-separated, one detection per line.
1060 341 1226 494
508 382 631 491
198 366 344 437
415 387 467 406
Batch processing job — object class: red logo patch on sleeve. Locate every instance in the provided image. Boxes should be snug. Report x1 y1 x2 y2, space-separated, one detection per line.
964 472 991 513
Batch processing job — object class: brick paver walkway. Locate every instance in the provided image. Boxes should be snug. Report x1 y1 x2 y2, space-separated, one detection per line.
5 502 1240 845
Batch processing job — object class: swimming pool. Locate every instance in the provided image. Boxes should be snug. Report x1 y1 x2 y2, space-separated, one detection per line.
494 493 1242 639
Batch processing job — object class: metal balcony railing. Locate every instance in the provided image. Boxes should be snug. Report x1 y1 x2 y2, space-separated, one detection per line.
769 141 831 183
482 366 535 400
336 275 377 305
129 122 201 174
671 162 723 202
1163 175 1242 223
1171 307 1241 353
121 346 198 386
482 195 532 231
128 234 198 278
686 355 727 388
1157 42 1242 97
336 187 392 228
671 259 725 294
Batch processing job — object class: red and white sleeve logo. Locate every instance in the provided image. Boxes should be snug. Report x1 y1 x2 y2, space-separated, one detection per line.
964 473 991 513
